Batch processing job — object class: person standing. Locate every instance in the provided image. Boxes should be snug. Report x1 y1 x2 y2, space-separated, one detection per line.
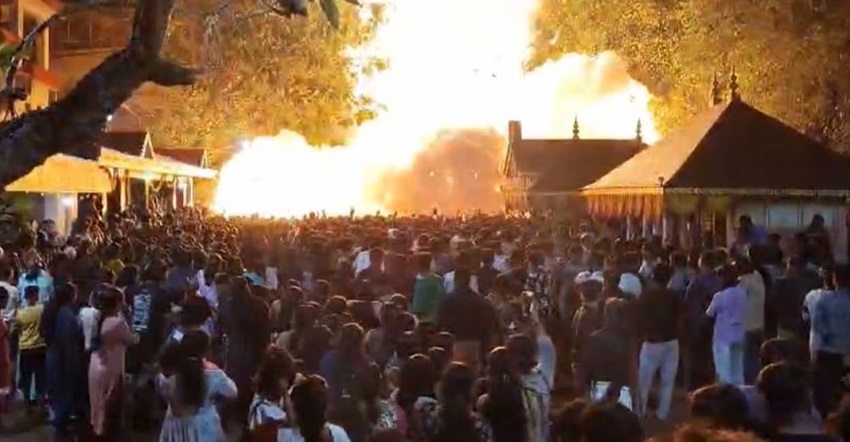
636 263 683 420
706 264 748 385
436 269 499 373
411 253 445 322
806 264 850 418
43 282 86 440
683 251 721 390
736 256 766 384
14 285 46 410
88 286 139 439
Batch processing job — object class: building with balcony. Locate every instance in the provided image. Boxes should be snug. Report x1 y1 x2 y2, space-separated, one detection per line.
0 0 64 115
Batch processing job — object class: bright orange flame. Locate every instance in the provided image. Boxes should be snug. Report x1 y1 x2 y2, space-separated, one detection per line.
213 0 659 217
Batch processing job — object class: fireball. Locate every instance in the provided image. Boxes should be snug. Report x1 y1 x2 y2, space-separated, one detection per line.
213 0 658 217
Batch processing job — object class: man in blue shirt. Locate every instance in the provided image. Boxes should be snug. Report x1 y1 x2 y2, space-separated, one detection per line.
806 264 850 417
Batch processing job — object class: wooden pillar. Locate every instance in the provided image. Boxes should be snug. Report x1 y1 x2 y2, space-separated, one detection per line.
144 179 150 209
188 179 195 207
626 216 636 240
171 178 178 210
662 213 673 244
119 171 129 211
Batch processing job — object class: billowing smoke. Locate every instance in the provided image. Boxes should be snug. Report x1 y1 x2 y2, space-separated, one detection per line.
371 129 506 214
212 0 661 218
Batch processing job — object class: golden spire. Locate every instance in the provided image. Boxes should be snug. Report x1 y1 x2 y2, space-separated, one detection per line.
710 71 722 106
572 115 580 139
729 67 740 101
636 118 643 142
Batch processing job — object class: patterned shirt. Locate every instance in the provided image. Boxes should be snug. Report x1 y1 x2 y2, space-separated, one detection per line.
525 266 554 317
809 289 850 356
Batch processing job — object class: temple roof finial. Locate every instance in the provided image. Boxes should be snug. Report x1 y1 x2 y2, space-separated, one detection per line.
710 71 722 106
572 115 580 139
636 118 643 142
729 67 740 102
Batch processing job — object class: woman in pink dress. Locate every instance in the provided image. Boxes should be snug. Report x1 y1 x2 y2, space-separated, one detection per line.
88 286 138 438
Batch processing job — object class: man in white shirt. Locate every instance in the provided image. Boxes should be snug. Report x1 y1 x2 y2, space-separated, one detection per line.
444 250 480 294
737 256 766 384
0 266 18 320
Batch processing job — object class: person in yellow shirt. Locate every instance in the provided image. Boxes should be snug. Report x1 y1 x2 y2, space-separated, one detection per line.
14 285 46 408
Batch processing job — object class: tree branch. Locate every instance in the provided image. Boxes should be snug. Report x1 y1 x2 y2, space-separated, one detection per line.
0 0 191 188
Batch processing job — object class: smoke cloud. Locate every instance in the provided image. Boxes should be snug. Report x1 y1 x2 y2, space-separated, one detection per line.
371 128 506 214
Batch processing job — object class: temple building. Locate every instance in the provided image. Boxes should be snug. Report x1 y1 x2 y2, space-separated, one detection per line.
501 118 646 212
581 72 850 262
4 130 216 235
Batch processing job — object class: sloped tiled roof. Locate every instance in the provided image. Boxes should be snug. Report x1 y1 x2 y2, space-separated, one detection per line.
156 148 207 167
584 100 850 193
95 131 148 156
510 138 644 192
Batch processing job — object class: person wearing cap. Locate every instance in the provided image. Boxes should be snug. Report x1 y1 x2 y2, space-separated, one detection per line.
571 271 605 394
635 262 683 420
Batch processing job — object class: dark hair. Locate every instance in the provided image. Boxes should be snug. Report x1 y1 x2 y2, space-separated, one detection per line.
834 264 850 289
579 401 643 442
254 345 296 402
506 333 538 374
652 262 673 285
91 285 124 352
482 347 527 442
179 295 212 328
759 338 808 368
427 346 449 374
289 303 320 356
41 282 77 346
337 322 366 361
359 362 383 426
396 354 437 418
757 362 811 430
23 284 39 302
160 330 207 410
290 375 329 442
116 264 139 288
717 264 739 289
552 399 588 442
690 383 750 430
433 363 481 442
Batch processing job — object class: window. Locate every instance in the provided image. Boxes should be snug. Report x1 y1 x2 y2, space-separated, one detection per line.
0 0 15 30
22 14 42 67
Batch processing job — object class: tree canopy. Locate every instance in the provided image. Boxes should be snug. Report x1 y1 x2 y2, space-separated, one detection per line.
0 0 361 188
531 0 850 150
143 0 383 164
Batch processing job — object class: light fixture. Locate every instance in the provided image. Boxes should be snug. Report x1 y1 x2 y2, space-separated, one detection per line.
106 114 114 122
60 195 75 207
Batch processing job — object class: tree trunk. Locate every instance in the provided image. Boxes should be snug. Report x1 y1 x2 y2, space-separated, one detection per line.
0 0 195 188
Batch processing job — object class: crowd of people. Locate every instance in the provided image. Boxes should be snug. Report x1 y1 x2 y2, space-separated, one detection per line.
0 207 847 442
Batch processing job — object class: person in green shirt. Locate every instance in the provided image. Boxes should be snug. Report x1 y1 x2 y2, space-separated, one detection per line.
411 252 445 321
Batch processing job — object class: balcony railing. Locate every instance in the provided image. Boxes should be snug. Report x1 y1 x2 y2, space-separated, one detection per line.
50 9 132 56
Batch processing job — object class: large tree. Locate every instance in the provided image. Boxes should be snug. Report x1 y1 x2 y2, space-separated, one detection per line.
0 0 359 187
145 0 383 163
531 0 850 149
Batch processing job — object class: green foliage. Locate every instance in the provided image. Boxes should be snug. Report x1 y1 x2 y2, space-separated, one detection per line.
146 0 383 164
532 0 850 150
319 0 340 29
0 43 15 71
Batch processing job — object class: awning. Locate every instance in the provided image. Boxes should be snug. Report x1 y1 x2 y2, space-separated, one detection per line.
6 154 113 194
99 148 217 179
